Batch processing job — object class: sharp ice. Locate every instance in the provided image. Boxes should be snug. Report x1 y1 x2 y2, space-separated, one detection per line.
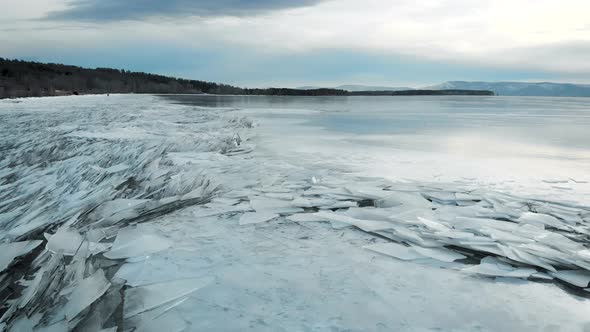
63 270 111 321
0 240 42 272
249 197 303 214
462 256 537 278
104 227 172 260
550 270 590 288
518 212 567 230
123 277 213 319
411 246 467 262
46 228 83 256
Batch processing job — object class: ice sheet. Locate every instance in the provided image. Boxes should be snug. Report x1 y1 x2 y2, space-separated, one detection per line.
363 242 424 261
2 95 590 331
239 212 279 225
123 277 213 318
104 227 172 260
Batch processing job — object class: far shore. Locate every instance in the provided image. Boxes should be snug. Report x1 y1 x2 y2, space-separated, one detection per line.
1 89 496 101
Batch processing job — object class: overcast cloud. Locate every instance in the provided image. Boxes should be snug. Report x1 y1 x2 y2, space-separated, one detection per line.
1 0 589 86
44 0 322 21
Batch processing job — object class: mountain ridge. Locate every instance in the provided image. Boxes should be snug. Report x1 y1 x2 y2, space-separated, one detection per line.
427 81 590 97
297 85 414 92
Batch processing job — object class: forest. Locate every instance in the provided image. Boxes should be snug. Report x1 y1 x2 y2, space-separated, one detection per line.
0 58 493 98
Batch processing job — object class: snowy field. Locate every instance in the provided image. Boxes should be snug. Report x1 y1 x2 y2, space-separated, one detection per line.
1 94 590 331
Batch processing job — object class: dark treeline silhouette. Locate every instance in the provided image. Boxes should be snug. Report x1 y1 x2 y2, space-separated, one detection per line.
245 88 348 96
0 58 493 98
0 58 244 98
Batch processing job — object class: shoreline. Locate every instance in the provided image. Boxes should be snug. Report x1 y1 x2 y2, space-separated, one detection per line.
0 89 494 101
6 93 590 104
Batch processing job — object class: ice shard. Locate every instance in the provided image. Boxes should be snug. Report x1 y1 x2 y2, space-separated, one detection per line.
124 277 213 319
249 197 303 214
0 240 42 272
63 270 111 321
411 246 467 263
550 270 590 288
46 228 83 256
104 227 172 260
462 257 537 279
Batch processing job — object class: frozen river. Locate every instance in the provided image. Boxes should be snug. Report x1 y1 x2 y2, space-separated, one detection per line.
1 94 589 331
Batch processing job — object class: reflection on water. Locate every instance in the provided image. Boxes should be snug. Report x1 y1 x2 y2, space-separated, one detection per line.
162 94 590 159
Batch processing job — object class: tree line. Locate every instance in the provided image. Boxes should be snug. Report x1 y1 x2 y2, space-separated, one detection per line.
0 58 493 98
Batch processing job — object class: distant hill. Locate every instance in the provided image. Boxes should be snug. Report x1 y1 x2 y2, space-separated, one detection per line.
427 81 590 97
348 89 493 96
298 85 414 92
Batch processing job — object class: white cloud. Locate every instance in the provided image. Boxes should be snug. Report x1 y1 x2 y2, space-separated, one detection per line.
186 0 590 73
1 0 589 76
0 0 66 20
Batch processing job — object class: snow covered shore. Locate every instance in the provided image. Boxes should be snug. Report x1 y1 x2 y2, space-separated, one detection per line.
1 95 589 331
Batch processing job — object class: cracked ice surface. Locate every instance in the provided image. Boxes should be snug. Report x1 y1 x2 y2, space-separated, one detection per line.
1 94 590 331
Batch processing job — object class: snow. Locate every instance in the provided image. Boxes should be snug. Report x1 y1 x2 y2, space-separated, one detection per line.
1 94 590 331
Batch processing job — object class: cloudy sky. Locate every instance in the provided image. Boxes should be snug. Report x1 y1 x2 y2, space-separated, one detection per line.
2 0 589 87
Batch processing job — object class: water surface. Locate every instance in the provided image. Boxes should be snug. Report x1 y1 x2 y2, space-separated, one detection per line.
164 94 590 203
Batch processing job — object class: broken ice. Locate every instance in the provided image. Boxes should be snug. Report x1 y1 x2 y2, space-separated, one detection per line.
2 94 590 331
